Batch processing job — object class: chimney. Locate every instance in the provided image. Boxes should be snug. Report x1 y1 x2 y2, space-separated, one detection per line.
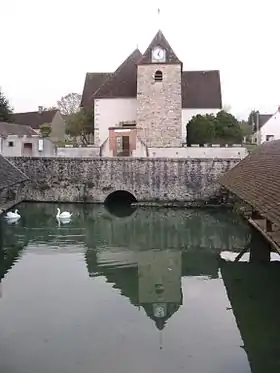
38 106 43 114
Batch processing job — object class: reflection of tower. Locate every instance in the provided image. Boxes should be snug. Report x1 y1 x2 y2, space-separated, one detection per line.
138 250 182 331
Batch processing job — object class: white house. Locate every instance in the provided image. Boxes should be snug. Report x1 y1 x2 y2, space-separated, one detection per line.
81 30 222 157
253 109 280 144
0 121 56 157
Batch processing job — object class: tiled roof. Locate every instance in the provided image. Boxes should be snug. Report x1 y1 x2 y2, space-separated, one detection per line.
219 140 280 227
259 114 273 128
0 122 37 137
12 110 58 129
80 31 221 109
81 72 112 108
182 70 222 109
0 155 28 189
92 49 142 99
139 30 181 65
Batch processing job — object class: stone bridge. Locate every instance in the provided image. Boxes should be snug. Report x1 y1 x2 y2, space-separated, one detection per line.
8 157 240 204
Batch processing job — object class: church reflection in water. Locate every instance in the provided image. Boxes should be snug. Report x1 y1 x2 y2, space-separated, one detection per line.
1 202 280 371
86 248 183 330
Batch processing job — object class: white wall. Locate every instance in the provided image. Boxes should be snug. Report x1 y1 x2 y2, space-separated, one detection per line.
94 98 137 145
57 146 100 157
148 146 247 159
260 111 280 143
182 108 220 142
0 136 55 156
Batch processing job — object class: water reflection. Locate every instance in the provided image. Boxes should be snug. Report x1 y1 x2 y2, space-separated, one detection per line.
0 202 278 373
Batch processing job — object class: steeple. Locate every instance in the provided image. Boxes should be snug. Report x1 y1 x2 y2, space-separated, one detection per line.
138 30 181 65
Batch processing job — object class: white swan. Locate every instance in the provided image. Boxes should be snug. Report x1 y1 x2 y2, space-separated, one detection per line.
5 209 21 220
56 208 72 219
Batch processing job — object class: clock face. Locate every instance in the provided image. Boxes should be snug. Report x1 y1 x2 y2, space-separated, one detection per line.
152 47 165 62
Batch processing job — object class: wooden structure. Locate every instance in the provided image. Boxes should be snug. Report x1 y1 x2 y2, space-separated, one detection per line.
219 140 280 253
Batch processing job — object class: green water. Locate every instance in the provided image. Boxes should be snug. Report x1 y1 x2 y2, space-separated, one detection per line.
0 202 280 373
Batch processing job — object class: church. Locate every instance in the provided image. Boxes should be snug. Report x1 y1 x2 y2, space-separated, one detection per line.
81 30 222 157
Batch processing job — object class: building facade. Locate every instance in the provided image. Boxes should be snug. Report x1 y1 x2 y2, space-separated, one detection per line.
81 30 222 157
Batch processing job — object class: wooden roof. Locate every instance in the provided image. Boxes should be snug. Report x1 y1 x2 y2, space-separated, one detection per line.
219 140 280 227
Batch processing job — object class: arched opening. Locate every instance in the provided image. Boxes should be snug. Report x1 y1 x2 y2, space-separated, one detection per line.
154 70 163 82
104 190 137 218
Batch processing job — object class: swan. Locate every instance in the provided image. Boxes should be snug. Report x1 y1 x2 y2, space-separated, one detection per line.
5 209 21 220
56 208 72 219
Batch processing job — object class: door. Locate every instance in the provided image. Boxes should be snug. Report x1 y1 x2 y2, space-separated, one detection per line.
23 143 33 156
122 136 130 156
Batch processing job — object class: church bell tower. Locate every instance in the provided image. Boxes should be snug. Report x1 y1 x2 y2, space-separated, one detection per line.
136 30 182 148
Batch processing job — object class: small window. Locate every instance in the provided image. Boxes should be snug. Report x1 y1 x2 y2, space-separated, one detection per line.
8 141 14 147
154 70 163 82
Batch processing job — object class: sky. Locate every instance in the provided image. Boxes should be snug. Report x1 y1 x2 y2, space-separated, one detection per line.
1 0 280 119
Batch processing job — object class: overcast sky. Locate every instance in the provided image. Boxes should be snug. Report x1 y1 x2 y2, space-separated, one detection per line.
1 0 279 118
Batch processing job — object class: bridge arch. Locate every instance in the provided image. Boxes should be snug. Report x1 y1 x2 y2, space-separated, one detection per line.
104 190 137 206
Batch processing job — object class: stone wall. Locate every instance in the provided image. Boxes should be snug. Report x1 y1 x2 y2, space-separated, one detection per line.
8 157 239 204
0 182 28 212
137 64 182 147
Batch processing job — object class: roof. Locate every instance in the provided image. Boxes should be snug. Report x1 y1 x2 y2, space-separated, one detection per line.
0 155 28 189
11 110 58 129
259 114 273 128
92 49 142 99
219 140 280 227
139 30 181 65
0 122 37 137
81 72 112 107
81 31 221 109
182 70 222 109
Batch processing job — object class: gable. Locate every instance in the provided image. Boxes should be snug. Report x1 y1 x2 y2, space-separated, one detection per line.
139 30 181 65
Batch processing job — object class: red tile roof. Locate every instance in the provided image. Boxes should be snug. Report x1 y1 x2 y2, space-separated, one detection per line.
219 140 280 227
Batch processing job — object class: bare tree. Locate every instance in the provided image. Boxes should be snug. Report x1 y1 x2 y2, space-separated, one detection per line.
57 93 82 116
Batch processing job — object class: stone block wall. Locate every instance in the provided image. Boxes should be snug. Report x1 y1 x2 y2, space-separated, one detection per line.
8 157 239 204
0 182 28 212
137 64 182 147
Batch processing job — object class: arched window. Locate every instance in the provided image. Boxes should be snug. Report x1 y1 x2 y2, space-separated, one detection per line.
154 70 163 82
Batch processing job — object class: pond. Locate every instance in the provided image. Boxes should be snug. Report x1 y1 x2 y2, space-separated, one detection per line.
0 202 280 373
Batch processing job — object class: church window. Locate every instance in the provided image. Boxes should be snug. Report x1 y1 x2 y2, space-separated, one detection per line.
154 70 163 82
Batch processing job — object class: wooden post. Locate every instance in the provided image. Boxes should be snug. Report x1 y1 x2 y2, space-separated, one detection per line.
266 219 273 233
251 210 262 220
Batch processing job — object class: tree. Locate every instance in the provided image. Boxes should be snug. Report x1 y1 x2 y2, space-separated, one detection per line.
0 89 13 122
66 107 93 145
186 110 243 145
57 93 81 116
215 110 242 144
39 123 52 137
239 120 252 142
187 114 216 145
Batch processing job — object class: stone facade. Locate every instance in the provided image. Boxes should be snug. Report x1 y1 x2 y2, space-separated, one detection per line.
0 182 28 212
136 64 182 148
8 157 239 205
